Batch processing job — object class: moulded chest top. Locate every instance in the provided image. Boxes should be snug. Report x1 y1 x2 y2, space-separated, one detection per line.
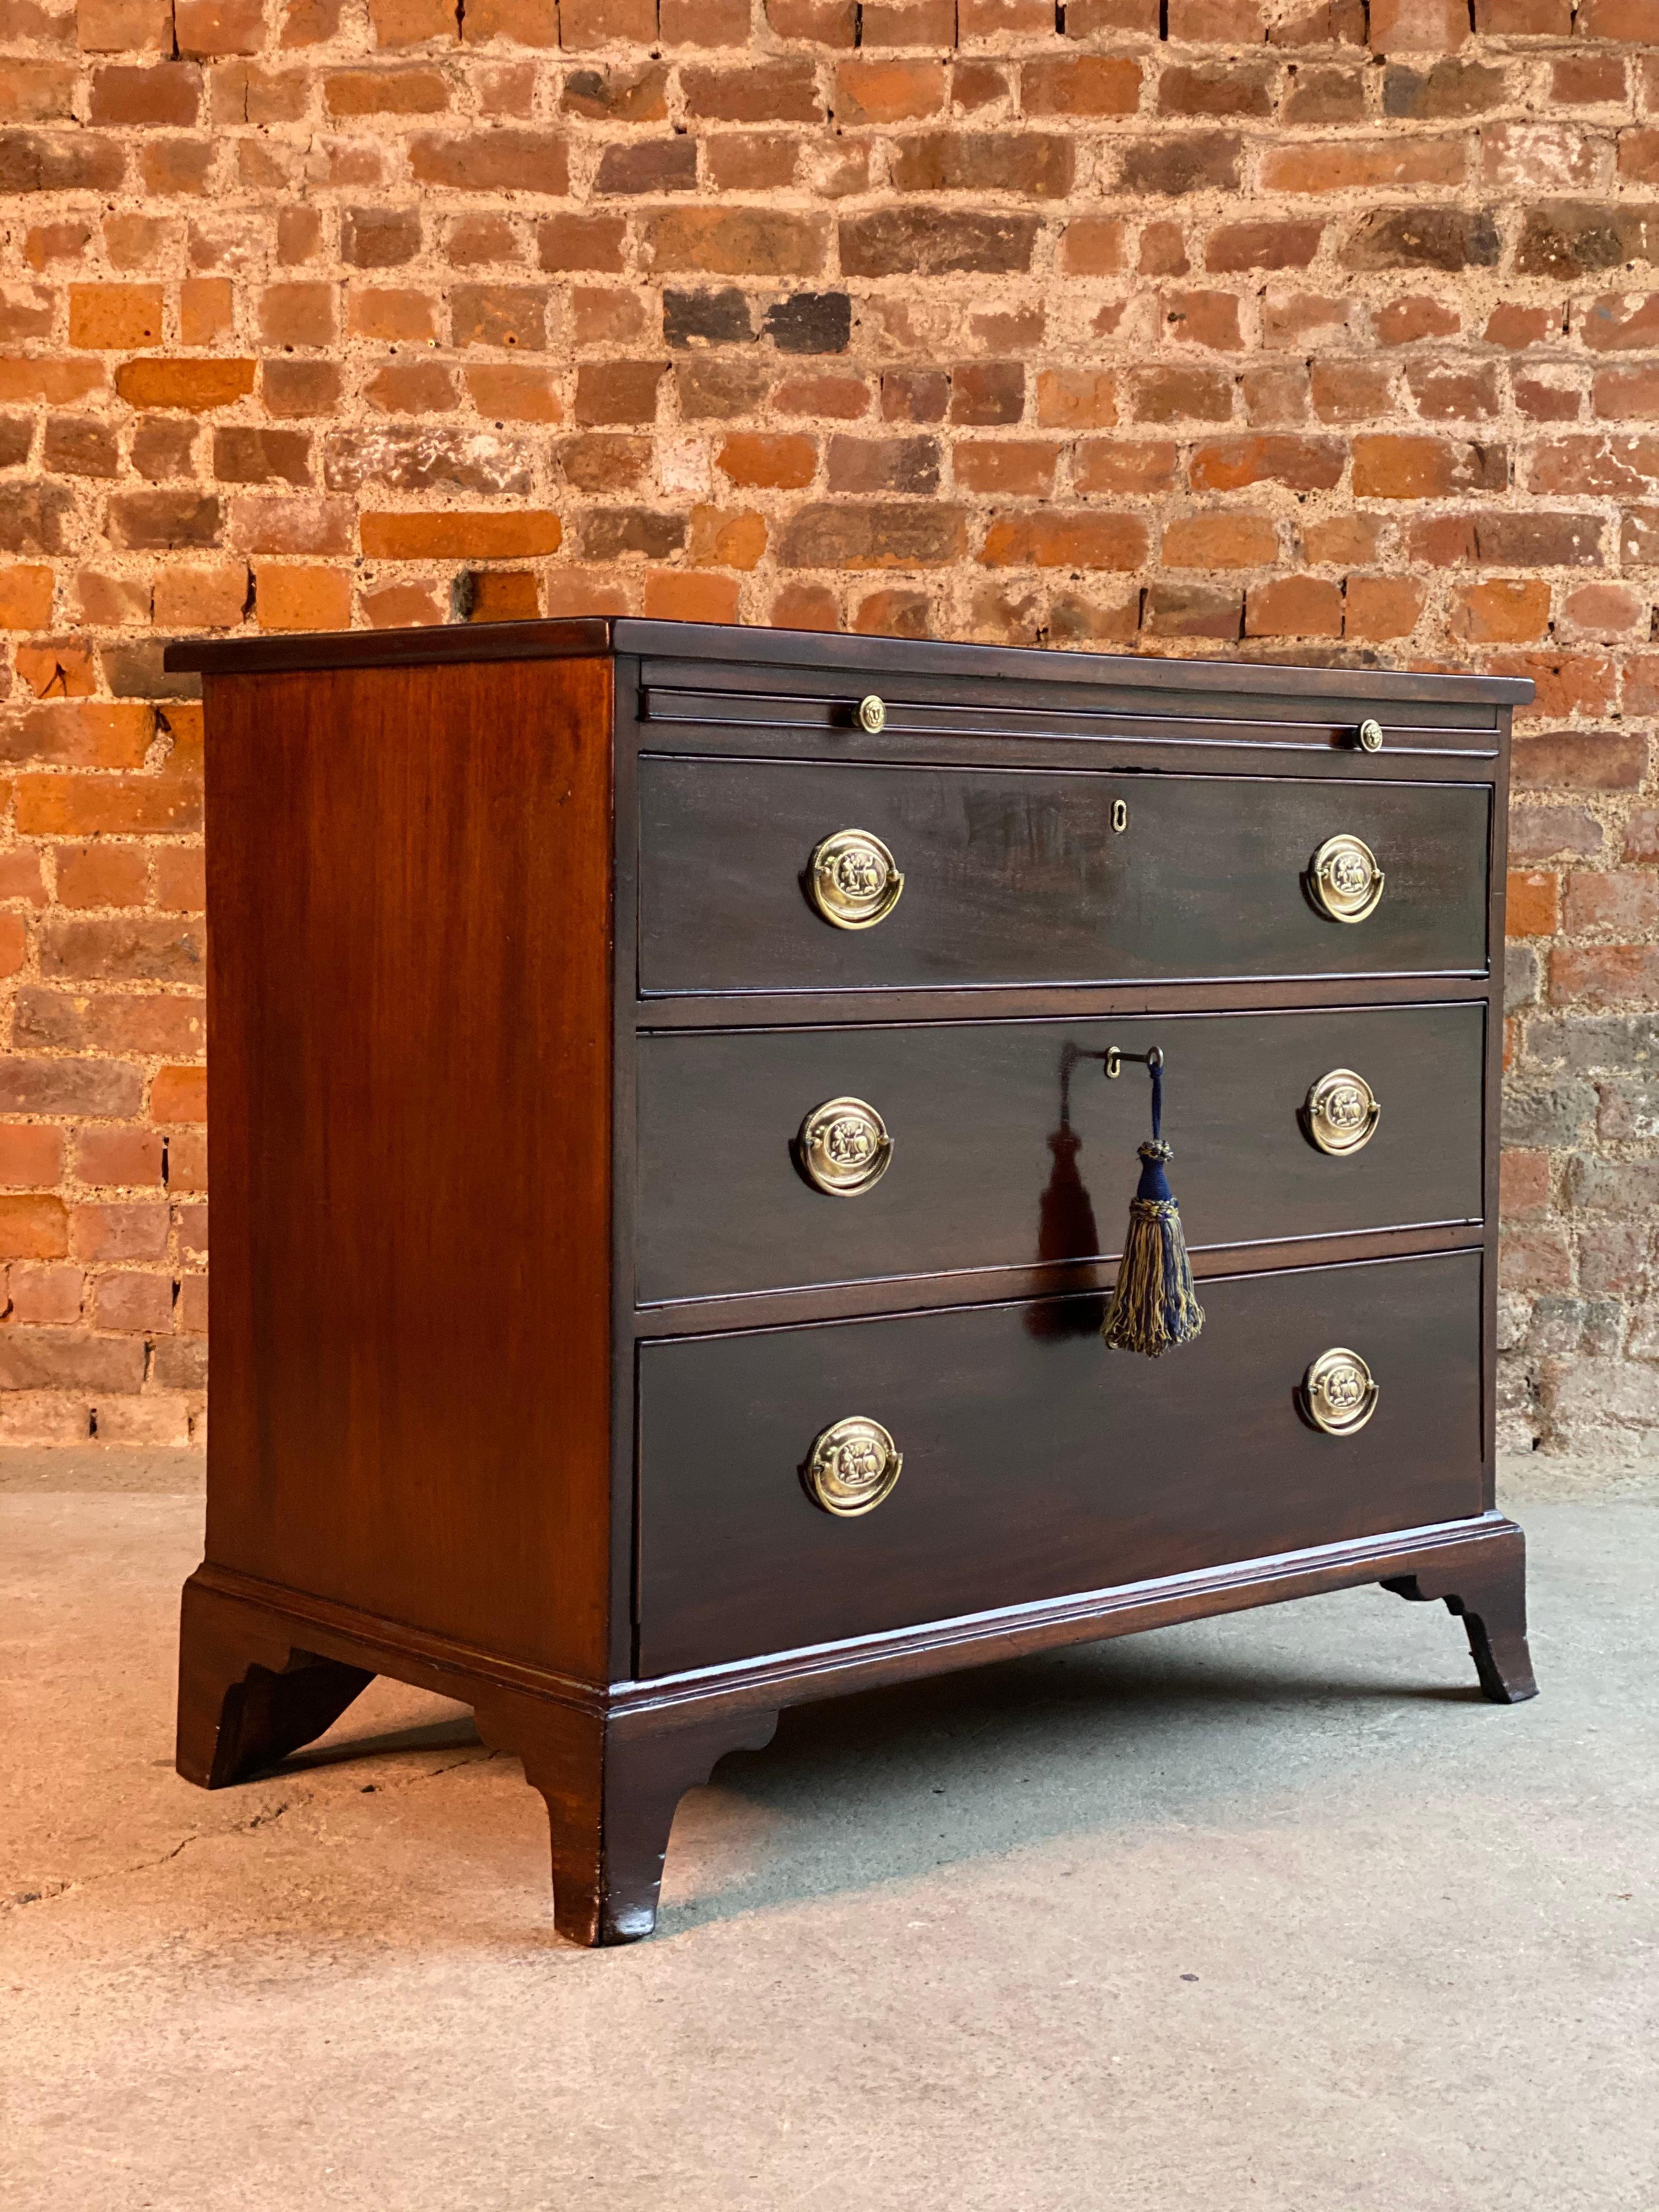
163 614 1534 709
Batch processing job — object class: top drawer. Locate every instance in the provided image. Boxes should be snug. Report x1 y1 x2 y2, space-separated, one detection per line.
637 758 1491 997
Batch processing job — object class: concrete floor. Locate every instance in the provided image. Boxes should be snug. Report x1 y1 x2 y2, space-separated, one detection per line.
3 1478 1655 2211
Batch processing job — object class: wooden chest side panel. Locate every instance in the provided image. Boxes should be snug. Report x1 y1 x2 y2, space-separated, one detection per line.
205 655 614 1679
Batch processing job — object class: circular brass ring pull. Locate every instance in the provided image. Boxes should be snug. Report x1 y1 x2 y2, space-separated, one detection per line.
797 1096 893 1196
1308 833 1385 924
1302 1347 1379 1436
857 693 887 734
808 827 904 930
1302 1068 1381 1156
804 1415 902 1517
1357 718 1384 753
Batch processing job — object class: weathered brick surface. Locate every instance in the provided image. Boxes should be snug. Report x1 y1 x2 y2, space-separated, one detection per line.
1 2 1658 1452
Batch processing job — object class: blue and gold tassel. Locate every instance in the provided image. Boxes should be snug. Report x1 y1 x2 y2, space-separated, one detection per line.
1101 1049 1205 1358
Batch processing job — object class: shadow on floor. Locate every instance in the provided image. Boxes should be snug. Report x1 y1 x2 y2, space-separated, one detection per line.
266 1592 1491 1940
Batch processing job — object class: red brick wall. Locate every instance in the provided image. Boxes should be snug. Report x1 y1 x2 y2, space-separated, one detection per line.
2 0 1656 1453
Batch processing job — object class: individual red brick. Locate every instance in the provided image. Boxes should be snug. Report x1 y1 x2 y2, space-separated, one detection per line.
1162 511 1279 566
360 511 562 557
1205 221 1323 273
1506 868 1560 936
68 283 162 348
1511 731 1647 791
0 1195 69 1260
1261 138 1464 193
1074 439 1180 494
0 564 54 627
1564 871 1659 947
0 1126 64 1189
1499 1150 1550 1219
1368 0 1468 44
1189 436 1345 492
777 502 967 568
76 0 173 49
647 208 828 278
642 571 742 623
154 849 207 911
151 1065 208 1122
1035 370 1117 430
1059 218 1127 275
833 59 945 122
953 441 1060 495
69 1201 170 1262
1550 946 1659 1011
1352 435 1504 497
5 1264 84 1330
1022 57 1141 116
89 63 202 124
174 0 264 53
977 513 1149 569
1344 574 1425 639
1450 579 1552 644
717 433 817 489
410 132 570 196
114 358 255 411
1245 576 1344 637
255 564 353 631
55 843 148 909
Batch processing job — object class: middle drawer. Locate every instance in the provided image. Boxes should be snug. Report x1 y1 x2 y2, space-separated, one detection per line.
636 1003 1484 1306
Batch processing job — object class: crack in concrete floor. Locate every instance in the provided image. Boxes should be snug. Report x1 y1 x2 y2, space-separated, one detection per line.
2 1487 1655 2212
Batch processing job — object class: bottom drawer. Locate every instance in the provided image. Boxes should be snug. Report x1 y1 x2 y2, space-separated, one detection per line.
636 1252 1484 1675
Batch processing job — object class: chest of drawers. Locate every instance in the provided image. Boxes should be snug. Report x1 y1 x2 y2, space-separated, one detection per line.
168 618 1538 1946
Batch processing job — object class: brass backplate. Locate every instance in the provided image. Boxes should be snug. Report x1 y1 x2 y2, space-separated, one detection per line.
1307 833 1385 924
797 1096 893 1196
807 827 904 930
1302 1347 1379 1436
804 1416 903 1516
1302 1068 1381 1156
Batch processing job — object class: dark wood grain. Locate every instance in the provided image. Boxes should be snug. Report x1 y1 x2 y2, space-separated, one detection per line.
473 1690 779 1944
636 1250 1485 1675
641 685 1499 758
197 653 615 1680
178 622 1526 1945
637 757 1491 996
168 615 1533 708
1384 1528 1536 1703
635 1003 1483 1306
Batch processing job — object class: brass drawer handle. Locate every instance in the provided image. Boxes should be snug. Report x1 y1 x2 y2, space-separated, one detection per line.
1307 833 1384 924
804 1415 902 1516
1357 718 1384 753
808 827 904 930
1302 1068 1380 1156
857 693 887 734
1302 1348 1379 1436
797 1096 893 1196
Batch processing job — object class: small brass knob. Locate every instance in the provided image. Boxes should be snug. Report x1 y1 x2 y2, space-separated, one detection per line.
1302 1348 1379 1437
797 1096 893 1196
1302 1068 1381 1156
857 693 887 734
804 1415 902 1516
807 827 904 930
1307 833 1384 924
1357 718 1384 753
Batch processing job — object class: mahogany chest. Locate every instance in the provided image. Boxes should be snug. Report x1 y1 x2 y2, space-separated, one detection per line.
167 618 1538 1945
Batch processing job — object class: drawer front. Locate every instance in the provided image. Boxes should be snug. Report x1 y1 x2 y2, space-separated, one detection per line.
636 1004 1485 1305
637 759 1491 996
636 1252 1484 1675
